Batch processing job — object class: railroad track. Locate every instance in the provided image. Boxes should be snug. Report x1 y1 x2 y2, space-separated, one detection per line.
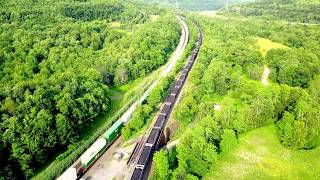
58 15 189 180
129 19 203 180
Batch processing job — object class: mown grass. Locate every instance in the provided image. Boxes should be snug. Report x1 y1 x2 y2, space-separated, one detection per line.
256 37 288 57
209 125 320 180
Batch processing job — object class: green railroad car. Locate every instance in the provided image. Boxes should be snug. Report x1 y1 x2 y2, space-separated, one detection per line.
104 120 124 143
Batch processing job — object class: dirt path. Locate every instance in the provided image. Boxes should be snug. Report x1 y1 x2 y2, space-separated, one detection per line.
261 66 270 85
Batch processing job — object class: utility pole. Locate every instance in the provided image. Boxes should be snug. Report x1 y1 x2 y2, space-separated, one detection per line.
225 0 229 11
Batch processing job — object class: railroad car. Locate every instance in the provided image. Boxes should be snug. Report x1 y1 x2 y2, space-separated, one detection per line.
104 120 124 143
182 69 188 75
179 74 186 81
147 128 161 146
171 86 180 96
165 94 176 105
80 138 107 169
137 145 153 167
58 120 124 180
154 115 166 129
190 54 195 61
175 80 183 88
185 64 191 69
160 104 171 116
131 168 143 180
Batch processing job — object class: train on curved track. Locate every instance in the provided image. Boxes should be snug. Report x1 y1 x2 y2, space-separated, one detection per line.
131 21 203 180
57 19 202 180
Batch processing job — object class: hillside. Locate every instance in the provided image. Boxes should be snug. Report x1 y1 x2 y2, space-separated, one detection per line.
137 0 253 11
0 0 181 179
228 0 320 23
151 1 320 179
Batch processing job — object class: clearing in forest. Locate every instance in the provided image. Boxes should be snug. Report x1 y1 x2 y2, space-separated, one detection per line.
256 38 287 85
210 125 320 180
256 37 288 57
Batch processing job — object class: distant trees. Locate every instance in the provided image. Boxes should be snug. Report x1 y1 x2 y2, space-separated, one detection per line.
229 0 320 24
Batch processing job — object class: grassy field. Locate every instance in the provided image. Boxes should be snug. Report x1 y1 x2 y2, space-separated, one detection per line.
209 125 320 180
256 37 288 57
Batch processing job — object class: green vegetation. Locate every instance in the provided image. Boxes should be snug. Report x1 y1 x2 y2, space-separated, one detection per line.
138 0 252 11
152 1 320 178
209 125 320 179
228 0 320 23
0 0 181 179
121 18 199 141
122 74 175 140
256 37 288 57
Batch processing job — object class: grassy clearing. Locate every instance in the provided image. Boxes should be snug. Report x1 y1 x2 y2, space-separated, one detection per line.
109 21 121 28
151 15 159 22
256 37 288 57
209 125 320 180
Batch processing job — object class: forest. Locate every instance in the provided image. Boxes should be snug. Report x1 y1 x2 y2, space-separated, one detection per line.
0 0 181 178
138 0 253 11
1 0 320 179
152 0 320 179
228 0 320 23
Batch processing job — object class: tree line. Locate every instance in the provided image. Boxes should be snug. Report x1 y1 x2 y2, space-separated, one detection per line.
227 0 320 24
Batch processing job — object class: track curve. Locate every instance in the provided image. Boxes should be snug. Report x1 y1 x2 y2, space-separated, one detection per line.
129 18 203 180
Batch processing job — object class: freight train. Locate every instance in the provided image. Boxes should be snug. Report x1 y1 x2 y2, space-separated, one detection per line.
58 20 202 180
57 120 124 180
131 22 203 180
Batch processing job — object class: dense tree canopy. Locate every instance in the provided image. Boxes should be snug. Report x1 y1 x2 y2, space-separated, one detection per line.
228 0 320 23
0 0 181 178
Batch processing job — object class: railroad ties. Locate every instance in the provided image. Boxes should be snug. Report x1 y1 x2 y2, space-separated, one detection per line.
130 21 203 180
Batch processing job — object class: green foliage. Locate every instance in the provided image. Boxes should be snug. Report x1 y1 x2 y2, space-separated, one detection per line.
276 92 320 149
174 95 197 124
122 74 175 140
0 0 181 178
266 49 320 88
228 0 320 24
202 61 242 96
152 150 171 180
138 0 251 11
163 8 320 178
173 117 221 178
220 129 238 155
208 125 320 179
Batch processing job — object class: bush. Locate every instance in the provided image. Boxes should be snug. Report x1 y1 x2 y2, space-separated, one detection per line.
220 129 238 155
